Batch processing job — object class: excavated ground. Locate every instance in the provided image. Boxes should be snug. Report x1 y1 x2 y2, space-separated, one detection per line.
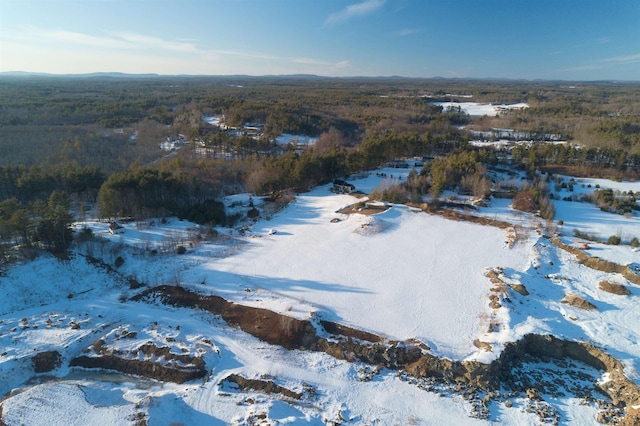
109 285 640 424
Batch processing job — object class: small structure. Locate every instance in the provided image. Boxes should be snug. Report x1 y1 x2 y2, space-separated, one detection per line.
333 179 355 194
108 222 125 235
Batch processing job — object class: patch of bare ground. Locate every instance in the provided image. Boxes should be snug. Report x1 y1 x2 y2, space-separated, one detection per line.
619 405 640 426
551 238 640 285
70 354 205 384
485 267 528 311
221 374 302 400
474 339 492 352
258 191 296 220
599 280 631 295
70 340 207 384
425 206 513 230
319 320 382 343
562 293 598 311
336 201 391 215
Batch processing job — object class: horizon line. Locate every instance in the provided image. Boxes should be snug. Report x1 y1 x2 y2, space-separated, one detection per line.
1 70 639 83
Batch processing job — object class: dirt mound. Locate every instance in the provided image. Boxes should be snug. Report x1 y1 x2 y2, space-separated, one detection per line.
221 374 302 400
599 280 631 295
70 353 205 384
551 238 640 285
336 201 390 216
562 293 598 311
133 285 316 350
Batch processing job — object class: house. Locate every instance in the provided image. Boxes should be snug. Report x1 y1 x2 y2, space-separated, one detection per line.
108 222 125 235
333 179 355 194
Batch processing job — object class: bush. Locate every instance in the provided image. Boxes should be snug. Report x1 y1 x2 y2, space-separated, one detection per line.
557 220 564 226
574 229 597 241
76 227 94 243
607 235 621 245
512 189 536 213
32 350 62 373
178 199 226 226
114 256 125 268
631 237 639 248
247 207 260 219
177 245 186 255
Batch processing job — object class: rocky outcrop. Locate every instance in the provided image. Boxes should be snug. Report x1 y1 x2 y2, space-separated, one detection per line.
221 374 302 400
134 286 640 423
496 334 640 408
70 354 206 384
551 237 640 285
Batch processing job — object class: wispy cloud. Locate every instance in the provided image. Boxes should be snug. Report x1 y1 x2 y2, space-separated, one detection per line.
396 28 422 37
4 26 354 76
596 36 612 45
600 53 640 64
110 32 200 53
15 27 130 50
290 57 350 68
9 26 280 62
325 0 385 25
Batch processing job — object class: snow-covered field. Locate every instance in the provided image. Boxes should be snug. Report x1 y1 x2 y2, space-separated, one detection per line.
1 166 639 425
275 133 318 146
431 101 529 117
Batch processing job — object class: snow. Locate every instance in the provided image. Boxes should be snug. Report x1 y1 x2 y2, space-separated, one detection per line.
274 133 318 146
203 115 222 126
1 166 639 424
432 101 529 116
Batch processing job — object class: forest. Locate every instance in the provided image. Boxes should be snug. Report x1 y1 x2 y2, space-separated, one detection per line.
1 74 639 257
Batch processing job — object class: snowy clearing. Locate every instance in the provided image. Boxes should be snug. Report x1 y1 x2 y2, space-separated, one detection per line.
1 165 639 425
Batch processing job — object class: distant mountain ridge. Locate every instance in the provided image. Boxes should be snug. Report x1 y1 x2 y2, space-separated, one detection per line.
0 70 636 83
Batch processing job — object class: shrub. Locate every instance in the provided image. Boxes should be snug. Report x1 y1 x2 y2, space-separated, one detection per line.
114 256 125 268
32 350 62 373
607 235 621 245
177 245 186 255
178 199 226 226
512 189 536 213
573 229 597 241
76 227 94 243
557 220 564 226
631 237 639 248
247 207 260 219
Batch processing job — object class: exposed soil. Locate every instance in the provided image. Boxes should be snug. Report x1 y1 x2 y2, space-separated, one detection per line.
599 280 631 295
562 293 598 311
551 238 640 285
69 354 206 384
336 202 391 215
419 204 514 230
221 373 302 400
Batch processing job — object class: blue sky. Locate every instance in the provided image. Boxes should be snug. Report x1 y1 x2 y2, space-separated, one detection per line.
1 0 639 80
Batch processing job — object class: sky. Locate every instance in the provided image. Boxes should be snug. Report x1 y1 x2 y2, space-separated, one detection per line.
0 0 639 81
